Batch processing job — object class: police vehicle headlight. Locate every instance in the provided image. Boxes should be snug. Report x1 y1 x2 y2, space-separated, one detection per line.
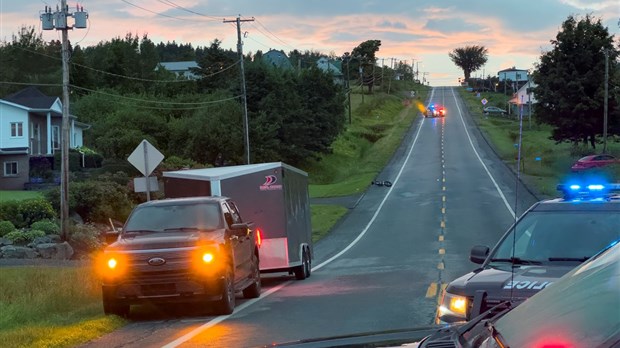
438 291 468 321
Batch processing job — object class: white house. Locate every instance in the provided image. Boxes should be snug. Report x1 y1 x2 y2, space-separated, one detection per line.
316 57 344 85
157 61 200 79
0 87 89 190
509 80 538 115
497 67 529 82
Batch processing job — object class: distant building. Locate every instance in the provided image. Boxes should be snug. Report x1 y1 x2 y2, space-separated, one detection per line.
316 57 344 85
497 67 529 82
1 87 90 190
158 61 199 79
262 50 293 70
509 79 538 114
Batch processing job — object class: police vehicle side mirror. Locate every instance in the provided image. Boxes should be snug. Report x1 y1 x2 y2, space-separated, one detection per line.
470 245 490 264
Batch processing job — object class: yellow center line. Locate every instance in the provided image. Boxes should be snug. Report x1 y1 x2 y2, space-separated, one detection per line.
426 282 438 298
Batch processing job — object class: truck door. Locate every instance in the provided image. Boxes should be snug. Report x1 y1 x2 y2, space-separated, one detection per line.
223 202 252 282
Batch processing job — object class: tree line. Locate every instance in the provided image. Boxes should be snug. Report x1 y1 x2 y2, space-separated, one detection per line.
0 27 353 167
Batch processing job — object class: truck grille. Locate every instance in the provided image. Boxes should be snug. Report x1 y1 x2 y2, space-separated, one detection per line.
124 249 194 281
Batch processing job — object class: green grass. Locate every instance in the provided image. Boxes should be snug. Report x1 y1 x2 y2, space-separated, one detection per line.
310 204 349 243
0 266 126 348
0 191 43 202
458 88 620 196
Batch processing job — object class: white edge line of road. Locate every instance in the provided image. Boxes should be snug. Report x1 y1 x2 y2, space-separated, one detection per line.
161 88 436 348
450 88 516 218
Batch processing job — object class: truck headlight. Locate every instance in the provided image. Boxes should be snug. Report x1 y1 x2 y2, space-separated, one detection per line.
107 257 118 269
438 291 468 322
202 252 214 264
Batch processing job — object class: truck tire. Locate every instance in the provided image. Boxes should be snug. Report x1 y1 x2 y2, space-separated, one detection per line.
304 248 312 278
102 289 129 317
294 249 309 280
213 267 235 315
243 253 261 299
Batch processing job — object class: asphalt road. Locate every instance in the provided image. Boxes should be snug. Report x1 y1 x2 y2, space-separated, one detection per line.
79 87 538 348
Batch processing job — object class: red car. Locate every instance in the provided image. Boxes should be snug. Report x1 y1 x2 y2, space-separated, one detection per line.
571 154 619 171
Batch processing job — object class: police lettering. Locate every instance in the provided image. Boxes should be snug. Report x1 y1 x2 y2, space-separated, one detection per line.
503 281 552 290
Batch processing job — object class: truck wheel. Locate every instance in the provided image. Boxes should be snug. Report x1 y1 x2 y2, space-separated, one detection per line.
102 290 129 317
243 254 261 299
213 267 235 315
294 249 309 280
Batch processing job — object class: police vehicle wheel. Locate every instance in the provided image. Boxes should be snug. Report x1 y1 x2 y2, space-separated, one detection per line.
214 267 235 315
243 253 261 299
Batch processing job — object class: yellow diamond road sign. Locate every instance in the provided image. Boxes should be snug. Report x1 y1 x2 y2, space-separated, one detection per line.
128 139 164 177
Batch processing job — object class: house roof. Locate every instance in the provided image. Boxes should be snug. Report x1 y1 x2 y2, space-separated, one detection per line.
4 86 58 109
158 61 199 72
316 57 343 76
498 67 528 73
262 50 293 70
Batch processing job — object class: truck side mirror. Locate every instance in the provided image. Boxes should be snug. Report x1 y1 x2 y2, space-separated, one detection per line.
470 245 490 264
230 223 249 237
105 230 120 244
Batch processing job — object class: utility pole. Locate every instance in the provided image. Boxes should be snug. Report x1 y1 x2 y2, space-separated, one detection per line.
224 15 254 164
380 58 385 90
387 58 394 94
40 1 88 241
603 49 609 153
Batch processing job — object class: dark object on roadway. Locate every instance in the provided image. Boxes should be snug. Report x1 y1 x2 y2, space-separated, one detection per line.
420 241 620 348
372 180 392 187
437 183 620 323
571 154 619 172
98 196 261 317
483 106 507 115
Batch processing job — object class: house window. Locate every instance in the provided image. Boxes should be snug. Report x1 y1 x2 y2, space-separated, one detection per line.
52 125 60 150
4 162 18 176
10 122 23 137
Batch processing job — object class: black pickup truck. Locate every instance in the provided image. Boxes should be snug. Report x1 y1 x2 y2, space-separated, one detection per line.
98 196 261 316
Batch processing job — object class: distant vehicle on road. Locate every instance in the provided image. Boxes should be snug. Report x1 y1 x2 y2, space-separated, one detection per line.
483 106 507 115
437 183 620 323
571 154 619 172
425 104 446 118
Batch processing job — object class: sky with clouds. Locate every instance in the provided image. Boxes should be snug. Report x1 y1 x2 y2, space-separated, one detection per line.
1 0 618 85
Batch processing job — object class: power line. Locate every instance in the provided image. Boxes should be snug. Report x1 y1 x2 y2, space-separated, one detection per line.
120 0 196 21
155 0 225 21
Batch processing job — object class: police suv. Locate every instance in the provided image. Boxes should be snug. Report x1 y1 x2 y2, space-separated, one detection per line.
438 183 620 323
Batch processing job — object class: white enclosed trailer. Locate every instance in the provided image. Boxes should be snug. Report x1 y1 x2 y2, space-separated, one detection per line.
163 162 312 279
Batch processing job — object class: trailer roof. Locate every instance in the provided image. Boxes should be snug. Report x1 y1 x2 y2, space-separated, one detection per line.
163 162 307 181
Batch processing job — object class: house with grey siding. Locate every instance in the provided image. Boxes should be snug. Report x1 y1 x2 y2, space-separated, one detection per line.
0 87 89 190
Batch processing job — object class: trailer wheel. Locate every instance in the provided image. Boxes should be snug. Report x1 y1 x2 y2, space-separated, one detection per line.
213 267 235 315
304 247 311 278
294 248 309 280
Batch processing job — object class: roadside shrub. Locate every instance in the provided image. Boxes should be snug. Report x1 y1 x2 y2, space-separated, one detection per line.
68 223 105 255
4 230 45 245
45 179 134 223
30 219 60 235
0 199 56 229
0 220 16 237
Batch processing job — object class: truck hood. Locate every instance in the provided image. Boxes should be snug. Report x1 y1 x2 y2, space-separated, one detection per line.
446 264 575 299
107 230 226 251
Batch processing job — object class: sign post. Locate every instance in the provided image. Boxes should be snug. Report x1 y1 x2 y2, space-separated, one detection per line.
128 140 164 201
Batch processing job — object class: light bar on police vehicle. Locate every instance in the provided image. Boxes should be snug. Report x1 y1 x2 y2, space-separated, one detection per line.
557 183 620 199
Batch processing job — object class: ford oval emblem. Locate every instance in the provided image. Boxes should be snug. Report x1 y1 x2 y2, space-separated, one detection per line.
148 257 166 266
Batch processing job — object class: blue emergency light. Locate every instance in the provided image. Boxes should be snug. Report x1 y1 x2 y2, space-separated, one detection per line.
557 183 620 200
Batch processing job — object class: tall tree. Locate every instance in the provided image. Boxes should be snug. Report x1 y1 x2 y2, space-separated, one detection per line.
533 15 619 148
448 45 488 81
351 40 381 92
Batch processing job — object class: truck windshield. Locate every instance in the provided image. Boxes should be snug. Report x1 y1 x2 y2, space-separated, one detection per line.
124 203 224 233
490 211 619 265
